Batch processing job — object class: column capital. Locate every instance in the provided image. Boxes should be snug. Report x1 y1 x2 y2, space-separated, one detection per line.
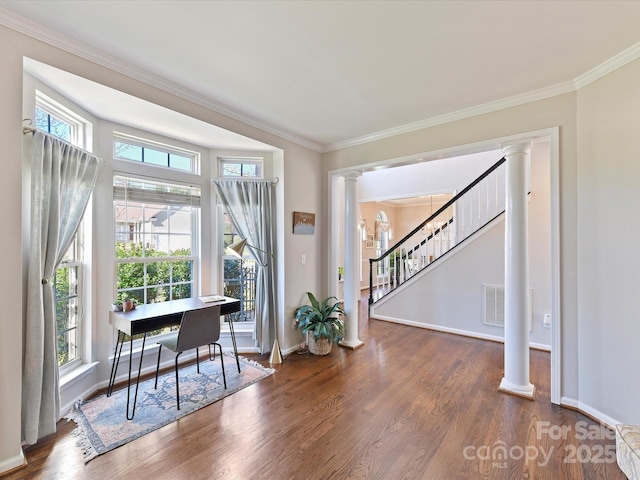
342 170 362 181
501 139 532 158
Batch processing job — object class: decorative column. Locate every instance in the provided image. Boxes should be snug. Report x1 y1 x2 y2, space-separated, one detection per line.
340 171 364 349
499 140 535 399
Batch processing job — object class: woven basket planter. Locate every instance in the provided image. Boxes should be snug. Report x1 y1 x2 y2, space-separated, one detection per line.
307 332 332 355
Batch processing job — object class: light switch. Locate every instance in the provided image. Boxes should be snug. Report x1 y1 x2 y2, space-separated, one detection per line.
543 313 551 328
301 254 306 264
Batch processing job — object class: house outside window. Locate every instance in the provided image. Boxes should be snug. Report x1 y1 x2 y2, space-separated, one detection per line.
36 94 89 372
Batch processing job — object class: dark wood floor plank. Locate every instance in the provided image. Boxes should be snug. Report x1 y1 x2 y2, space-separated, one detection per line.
4 299 625 480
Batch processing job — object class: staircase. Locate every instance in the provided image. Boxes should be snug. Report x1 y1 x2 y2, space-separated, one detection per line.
368 156 507 308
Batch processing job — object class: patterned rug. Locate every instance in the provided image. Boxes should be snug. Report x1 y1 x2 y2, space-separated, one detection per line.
65 353 274 463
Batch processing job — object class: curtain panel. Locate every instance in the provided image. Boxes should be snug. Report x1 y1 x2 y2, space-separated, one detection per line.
213 179 276 354
22 131 103 444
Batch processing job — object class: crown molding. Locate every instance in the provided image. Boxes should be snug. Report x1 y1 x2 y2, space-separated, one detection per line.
574 41 640 90
323 81 575 153
0 7 323 153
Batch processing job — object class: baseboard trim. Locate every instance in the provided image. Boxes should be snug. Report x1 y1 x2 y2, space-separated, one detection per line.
560 396 621 431
371 314 550 351
0 450 26 476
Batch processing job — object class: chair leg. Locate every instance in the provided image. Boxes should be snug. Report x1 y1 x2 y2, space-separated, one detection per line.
175 352 182 410
196 346 200 374
154 344 163 389
216 343 227 389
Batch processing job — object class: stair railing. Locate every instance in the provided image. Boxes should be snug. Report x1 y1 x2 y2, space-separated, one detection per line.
368 156 507 306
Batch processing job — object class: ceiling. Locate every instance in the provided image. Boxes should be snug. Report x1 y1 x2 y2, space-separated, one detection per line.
3 1 640 152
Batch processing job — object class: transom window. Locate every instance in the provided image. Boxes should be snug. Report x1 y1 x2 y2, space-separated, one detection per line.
219 157 263 178
114 175 200 337
34 91 85 146
114 134 198 173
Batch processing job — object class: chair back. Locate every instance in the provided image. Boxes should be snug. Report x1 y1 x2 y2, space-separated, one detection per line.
176 305 222 352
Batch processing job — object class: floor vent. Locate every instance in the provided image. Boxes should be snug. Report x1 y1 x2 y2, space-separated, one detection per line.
483 285 533 331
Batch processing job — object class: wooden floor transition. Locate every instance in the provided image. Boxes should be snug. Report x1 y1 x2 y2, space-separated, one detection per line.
3 301 624 480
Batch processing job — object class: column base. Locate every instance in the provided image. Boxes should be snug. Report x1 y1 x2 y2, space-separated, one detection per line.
339 339 364 350
498 377 536 400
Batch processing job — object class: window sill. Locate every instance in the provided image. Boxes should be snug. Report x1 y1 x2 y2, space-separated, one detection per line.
60 361 99 389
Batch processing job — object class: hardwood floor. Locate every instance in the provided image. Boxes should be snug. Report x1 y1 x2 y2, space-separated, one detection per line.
4 303 624 480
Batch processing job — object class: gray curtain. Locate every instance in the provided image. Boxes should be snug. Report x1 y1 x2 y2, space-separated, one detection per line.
213 179 276 354
22 131 103 444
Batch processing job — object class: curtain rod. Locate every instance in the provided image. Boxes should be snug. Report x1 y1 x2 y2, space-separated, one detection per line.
23 118 35 135
214 177 279 184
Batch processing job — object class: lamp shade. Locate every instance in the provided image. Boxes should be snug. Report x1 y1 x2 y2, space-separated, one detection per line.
226 238 248 259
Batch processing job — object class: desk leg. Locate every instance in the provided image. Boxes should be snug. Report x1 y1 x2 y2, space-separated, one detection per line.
125 333 147 420
107 330 125 397
227 318 241 373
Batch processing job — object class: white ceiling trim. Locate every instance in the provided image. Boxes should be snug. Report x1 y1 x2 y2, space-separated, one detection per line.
326 38 640 153
574 41 640 90
323 81 576 153
0 7 322 152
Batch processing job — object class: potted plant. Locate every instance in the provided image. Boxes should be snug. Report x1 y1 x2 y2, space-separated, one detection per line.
294 292 346 355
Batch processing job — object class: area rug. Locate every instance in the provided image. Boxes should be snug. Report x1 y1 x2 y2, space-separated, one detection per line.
65 353 274 463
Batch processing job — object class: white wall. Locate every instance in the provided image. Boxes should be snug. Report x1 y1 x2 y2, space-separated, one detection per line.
577 57 640 425
358 150 501 202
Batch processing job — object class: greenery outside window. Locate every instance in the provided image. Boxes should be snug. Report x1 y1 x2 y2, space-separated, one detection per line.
114 175 200 338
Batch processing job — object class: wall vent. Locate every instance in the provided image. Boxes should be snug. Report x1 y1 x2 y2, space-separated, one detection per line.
483 285 533 331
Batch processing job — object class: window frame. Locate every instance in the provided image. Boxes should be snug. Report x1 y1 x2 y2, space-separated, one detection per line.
218 156 263 178
217 156 263 329
113 132 200 174
35 90 87 147
35 93 91 373
113 173 201 340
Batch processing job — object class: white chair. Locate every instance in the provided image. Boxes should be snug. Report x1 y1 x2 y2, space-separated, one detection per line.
154 305 226 410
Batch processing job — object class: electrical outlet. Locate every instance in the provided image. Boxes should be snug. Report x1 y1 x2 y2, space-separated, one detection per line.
543 313 551 328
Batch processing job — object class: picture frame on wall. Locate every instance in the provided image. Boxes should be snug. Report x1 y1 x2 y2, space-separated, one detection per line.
365 234 374 249
293 211 315 234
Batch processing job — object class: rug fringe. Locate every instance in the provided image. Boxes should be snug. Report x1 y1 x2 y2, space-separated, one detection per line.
224 351 276 374
64 406 98 463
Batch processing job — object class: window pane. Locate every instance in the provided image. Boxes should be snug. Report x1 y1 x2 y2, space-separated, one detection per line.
147 286 168 303
115 141 143 161
169 154 191 171
222 163 242 177
242 164 258 177
117 262 145 292
35 107 49 131
35 107 72 142
49 117 72 141
171 283 191 300
120 288 144 305
172 260 192 282
147 260 170 285
144 148 169 167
